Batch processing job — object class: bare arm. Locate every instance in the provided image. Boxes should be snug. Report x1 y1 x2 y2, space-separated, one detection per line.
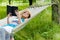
15 11 21 24
17 13 21 24
7 13 11 24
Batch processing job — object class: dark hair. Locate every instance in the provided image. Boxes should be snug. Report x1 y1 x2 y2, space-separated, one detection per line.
28 13 31 18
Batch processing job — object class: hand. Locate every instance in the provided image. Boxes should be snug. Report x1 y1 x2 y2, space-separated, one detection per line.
18 20 21 24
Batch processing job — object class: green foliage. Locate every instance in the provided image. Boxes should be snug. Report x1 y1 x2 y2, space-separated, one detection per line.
0 0 2 3
33 0 36 3
18 4 29 10
23 0 28 3
0 6 6 19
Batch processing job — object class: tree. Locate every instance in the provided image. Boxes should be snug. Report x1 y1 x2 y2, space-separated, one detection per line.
52 0 60 24
9 0 11 5
29 0 33 6
58 0 60 24
52 4 59 23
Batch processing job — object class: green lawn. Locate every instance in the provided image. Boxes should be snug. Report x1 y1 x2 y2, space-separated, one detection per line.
14 6 54 40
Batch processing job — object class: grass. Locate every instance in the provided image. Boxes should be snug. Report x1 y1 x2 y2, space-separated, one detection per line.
14 6 53 40
0 6 6 19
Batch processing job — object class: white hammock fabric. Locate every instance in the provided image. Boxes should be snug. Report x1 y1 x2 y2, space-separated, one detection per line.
0 5 49 34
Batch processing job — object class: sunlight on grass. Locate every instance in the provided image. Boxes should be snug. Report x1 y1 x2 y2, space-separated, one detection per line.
53 33 60 40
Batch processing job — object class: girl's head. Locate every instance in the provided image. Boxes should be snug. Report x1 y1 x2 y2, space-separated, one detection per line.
22 10 31 19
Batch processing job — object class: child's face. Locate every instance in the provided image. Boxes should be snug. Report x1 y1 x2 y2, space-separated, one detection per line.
22 11 29 18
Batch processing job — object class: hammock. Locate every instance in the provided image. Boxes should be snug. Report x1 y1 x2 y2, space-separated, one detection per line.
0 5 49 34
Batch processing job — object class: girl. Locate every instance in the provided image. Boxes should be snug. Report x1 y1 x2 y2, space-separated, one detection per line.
7 9 31 24
7 9 31 40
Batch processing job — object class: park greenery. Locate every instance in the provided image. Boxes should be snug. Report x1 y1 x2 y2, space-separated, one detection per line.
0 0 60 40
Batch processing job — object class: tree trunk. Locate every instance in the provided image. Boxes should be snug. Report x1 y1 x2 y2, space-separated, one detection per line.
29 0 33 6
58 3 60 24
52 0 60 24
9 0 11 5
52 4 59 23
